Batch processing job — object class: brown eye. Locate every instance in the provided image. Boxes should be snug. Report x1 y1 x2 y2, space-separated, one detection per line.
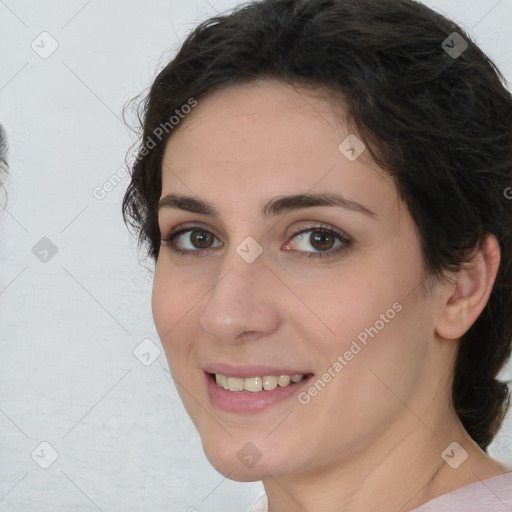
309 230 335 251
161 225 222 255
190 229 215 249
283 225 352 259
162 223 351 259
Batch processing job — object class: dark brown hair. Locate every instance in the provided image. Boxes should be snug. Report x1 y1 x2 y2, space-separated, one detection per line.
123 0 512 451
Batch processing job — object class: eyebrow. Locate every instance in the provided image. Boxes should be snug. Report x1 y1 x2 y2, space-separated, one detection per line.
158 192 377 219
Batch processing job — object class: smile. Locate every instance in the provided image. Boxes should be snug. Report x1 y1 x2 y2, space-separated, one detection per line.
214 373 306 392
205 371 315 413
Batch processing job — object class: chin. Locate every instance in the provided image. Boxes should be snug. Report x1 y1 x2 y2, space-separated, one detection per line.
201 436 305 483
203 448 270 482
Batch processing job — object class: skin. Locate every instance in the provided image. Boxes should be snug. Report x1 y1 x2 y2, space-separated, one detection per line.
152 80 508 512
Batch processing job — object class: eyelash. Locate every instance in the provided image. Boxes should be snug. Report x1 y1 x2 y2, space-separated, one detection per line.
160 222 352 259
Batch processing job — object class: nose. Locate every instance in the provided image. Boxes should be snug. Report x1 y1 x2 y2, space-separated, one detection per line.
199 244 281 344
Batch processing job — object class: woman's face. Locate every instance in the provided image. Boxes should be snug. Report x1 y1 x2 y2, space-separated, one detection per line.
153 80 447 481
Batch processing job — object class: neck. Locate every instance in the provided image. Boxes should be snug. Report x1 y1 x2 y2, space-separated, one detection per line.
261 407 507 512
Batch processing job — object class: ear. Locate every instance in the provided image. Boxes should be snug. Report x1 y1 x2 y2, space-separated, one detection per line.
435 234 501 340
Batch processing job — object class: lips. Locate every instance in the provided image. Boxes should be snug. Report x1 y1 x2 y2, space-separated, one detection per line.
202 363 315 413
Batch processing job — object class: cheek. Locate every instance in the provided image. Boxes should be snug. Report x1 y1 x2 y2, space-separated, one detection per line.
152 256 199 329
151 263 172 336
296 246 428 395
317 280 429 407
286 263 396 351
289 303 429 464
151 260 195 360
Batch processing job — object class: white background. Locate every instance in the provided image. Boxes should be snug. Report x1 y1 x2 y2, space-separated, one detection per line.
1 1 512 511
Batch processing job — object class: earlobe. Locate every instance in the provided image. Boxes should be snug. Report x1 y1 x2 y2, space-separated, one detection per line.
435 234 501 340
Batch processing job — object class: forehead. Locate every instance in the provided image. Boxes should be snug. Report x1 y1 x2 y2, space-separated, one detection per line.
161 80 397 217
165 80 345 164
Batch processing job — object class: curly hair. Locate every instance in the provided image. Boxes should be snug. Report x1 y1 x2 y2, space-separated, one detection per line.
122 0 512 451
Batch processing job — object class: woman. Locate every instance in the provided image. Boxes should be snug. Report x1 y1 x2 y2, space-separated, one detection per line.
123 0 512 510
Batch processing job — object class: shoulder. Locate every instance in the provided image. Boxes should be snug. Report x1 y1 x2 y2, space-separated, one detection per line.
411 470 512 511
246 472 512 512
247 493 267 512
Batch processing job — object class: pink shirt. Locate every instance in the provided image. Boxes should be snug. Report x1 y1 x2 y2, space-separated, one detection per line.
248 470 512 511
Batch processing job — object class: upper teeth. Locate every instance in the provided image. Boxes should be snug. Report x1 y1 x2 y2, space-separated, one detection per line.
215 374 306 392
